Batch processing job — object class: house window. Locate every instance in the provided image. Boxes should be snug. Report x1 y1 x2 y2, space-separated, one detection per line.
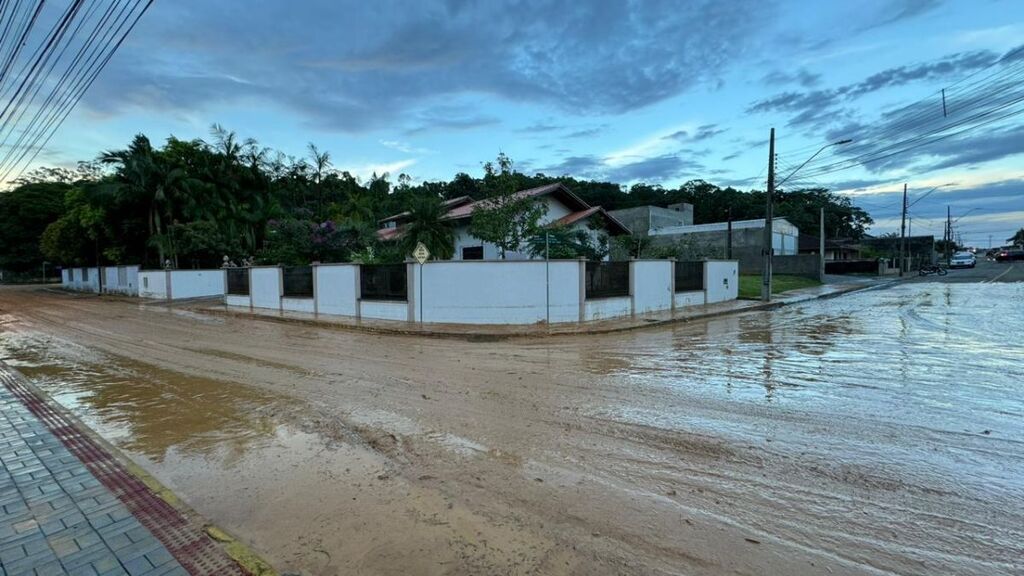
462 246 484 260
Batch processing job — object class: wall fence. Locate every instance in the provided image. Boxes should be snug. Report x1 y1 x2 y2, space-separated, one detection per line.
61 266 139 295
63 259 739 325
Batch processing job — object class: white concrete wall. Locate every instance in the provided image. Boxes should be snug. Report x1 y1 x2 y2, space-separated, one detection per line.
414 260 581 324
281 297 315 313
674 290 705 308
101 266 140 296
584 296 631 321
316 264 358 317
138 271 167 299
705 261 739 303
66 267 99 292
250 267 281 310
360 300 408 321
167 270 225 299
226 294 251 308
632 260 672 315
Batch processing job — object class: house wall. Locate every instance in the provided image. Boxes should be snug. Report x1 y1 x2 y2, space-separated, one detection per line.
705 261 739 303
631 260 672 314
413 260 580 324
316 264 358 317
250 267 281 310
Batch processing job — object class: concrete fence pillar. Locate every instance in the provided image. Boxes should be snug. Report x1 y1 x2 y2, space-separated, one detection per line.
354 265 361 320
406 260 417 323
165 269 172 301
312 264 320 316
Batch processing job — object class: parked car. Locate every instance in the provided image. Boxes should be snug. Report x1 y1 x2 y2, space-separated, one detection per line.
995 249 1024 262
949 252 976 268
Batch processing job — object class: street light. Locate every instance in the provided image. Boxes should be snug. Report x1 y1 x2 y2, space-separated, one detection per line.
762 137 852 302
776 139 853 188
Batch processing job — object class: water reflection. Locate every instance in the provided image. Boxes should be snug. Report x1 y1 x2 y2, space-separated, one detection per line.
0 332 292 462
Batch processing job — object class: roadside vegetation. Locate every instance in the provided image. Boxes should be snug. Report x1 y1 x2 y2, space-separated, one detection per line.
738 274 822 299
0 125 872 274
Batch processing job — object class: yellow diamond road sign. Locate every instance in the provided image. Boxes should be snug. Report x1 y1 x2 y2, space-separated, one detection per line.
413 242 430 264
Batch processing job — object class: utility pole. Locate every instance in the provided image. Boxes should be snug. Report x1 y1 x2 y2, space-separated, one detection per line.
819 207 825 281
946 206 952 265
726 207 733 260
761 128 775 302
899 183 907 276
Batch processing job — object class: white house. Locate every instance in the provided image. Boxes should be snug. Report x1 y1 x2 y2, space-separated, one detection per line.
377 183 631 260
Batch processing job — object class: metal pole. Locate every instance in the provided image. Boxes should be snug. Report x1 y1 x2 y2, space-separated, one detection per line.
946 206 952 265
761 128 775 301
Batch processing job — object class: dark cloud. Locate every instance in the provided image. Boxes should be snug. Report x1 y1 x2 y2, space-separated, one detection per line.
516 121 564 134
664 124 728 143
537 153 701 183
88 0 770 133
748 49 1000 128
761 69 821 88
860 0 943 31
565 126 608 139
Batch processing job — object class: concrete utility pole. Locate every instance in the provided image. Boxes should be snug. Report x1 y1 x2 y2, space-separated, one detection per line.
761 128 775 302
899 183 907 276
726 207 733 260
946 206 952 265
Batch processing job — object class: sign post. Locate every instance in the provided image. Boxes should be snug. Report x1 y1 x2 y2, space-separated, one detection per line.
412 242 430 323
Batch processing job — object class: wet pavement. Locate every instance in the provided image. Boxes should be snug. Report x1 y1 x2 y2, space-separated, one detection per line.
0 365 247 576
0 277 1022 575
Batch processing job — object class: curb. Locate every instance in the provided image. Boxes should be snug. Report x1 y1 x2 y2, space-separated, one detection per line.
190 279 901 341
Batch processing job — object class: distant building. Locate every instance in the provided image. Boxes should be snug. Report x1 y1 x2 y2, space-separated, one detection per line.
649 217 800 254
798 235 861 261
377 183 630 260
607 203 694 235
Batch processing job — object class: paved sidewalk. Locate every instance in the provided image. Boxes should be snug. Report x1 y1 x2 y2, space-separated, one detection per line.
0 365 247 576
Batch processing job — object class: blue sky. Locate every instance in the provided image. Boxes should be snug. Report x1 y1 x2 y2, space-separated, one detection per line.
34 0 1024 246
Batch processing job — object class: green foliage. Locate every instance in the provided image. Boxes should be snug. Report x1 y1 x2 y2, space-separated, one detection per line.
3 126 877 271
399 194 455 260
470 154 548 258
526 226 608 260
0 182 69 271
1008 228 1024 246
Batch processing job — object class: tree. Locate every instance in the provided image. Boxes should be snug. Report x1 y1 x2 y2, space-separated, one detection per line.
469 154 547 258
1008 228 1024 246
0 182 69 271
526 225 608 260
399 194 455 259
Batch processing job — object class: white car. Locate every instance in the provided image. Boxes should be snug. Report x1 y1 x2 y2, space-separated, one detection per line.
949 252 976 268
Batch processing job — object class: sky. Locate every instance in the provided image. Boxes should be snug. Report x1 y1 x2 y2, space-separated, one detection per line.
25 0 1024 246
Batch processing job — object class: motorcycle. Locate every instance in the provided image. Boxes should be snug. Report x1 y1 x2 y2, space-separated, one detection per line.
918 264 947 276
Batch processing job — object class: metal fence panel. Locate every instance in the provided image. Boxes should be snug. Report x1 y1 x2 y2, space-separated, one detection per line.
585 261 629 299
226 268 250 296
360 264 407 301
282 266 314 297
674 261 704 292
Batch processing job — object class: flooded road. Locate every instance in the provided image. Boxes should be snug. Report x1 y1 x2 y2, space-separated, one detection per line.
1 282 1022 575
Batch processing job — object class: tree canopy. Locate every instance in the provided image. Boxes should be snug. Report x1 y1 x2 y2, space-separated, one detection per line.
0 125 875 273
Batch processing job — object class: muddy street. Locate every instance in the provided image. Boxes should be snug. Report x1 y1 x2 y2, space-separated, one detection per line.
1 282 1022 576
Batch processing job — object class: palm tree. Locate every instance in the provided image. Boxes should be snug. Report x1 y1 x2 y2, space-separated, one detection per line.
399 194 454 259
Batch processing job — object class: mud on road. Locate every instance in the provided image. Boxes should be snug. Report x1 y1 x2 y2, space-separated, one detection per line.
1 282 1022 575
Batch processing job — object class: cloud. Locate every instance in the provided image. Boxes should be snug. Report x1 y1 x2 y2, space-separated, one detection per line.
860 0 943 31
761 69 821 87
664 124 728 143
379 140 434 154
537 152 702 184
747 49 1001 128
86 0 770 134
